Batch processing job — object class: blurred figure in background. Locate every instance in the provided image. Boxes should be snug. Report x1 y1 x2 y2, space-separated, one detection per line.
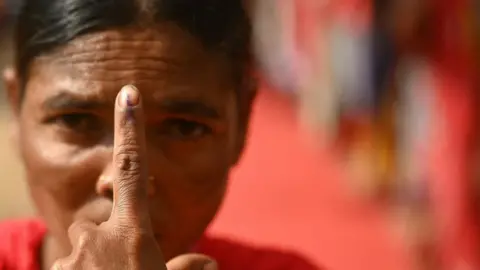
252 0 299 94
252 0 480 269
426 1 480 269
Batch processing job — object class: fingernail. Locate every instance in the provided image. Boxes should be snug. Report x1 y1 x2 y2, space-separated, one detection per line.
118 85 140 108
202 261 218 270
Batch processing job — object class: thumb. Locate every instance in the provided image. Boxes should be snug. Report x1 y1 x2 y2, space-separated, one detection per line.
166 254 218 270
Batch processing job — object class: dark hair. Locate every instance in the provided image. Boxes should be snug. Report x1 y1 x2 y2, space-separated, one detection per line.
15 0 252 90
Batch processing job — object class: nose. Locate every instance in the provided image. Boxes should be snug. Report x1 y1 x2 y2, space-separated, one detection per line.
96 163 114 200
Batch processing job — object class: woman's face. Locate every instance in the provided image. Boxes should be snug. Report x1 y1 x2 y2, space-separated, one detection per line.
5 25 250 260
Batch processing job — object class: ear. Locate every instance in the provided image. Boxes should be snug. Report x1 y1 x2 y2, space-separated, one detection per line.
231 74 258 166
3 67 22 155
3 67 21 117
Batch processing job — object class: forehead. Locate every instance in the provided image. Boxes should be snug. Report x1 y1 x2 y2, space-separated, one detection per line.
25 25 234 110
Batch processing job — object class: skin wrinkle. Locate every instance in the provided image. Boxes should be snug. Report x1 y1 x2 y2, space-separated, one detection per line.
35 48 230 90
33 28 205 83
53 27 203 63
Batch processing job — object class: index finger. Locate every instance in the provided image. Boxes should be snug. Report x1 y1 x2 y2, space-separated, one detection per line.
110 85 151 229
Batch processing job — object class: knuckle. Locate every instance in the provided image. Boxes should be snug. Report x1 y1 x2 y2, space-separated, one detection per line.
51 259 74 270
68 221 83 236
50 262 63 270
115 147 142 175
68 221 95 246
75 230 94 249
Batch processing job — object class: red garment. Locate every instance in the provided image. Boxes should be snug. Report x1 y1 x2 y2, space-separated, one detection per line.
0 219 320 270
428 0 480 268
431 69 480 270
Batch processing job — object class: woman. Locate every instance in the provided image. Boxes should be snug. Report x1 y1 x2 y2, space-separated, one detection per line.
0 0 319 269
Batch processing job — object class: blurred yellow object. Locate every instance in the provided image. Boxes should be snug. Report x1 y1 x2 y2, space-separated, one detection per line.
344 81 398 200
375 82 397 194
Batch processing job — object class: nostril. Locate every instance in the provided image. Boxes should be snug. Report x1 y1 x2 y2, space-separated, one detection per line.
103 189 113 201
96 175 114 200
97 184 114 200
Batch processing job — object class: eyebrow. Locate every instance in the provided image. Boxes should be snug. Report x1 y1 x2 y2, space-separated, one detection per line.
42 92 108 111
42 92 220 119
156 100 220 119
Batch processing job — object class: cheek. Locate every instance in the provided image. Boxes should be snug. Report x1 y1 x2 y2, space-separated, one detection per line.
153 135 231 193
147 138 229 228
19 126 103 214
154 175 225 257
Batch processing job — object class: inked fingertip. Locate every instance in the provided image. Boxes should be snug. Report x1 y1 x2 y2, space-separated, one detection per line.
118 85 140 108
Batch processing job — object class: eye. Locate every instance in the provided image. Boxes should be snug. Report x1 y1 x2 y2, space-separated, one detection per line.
51 113 102 133
159 118 212 140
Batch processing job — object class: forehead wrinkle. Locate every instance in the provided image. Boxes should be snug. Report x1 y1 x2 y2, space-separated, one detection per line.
58 60 174 83
46 75 109 102
32 59 227 107
50 42 179 78
25 28 236 114
54 40 182 67
49 27 202 65
40 29 209 84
